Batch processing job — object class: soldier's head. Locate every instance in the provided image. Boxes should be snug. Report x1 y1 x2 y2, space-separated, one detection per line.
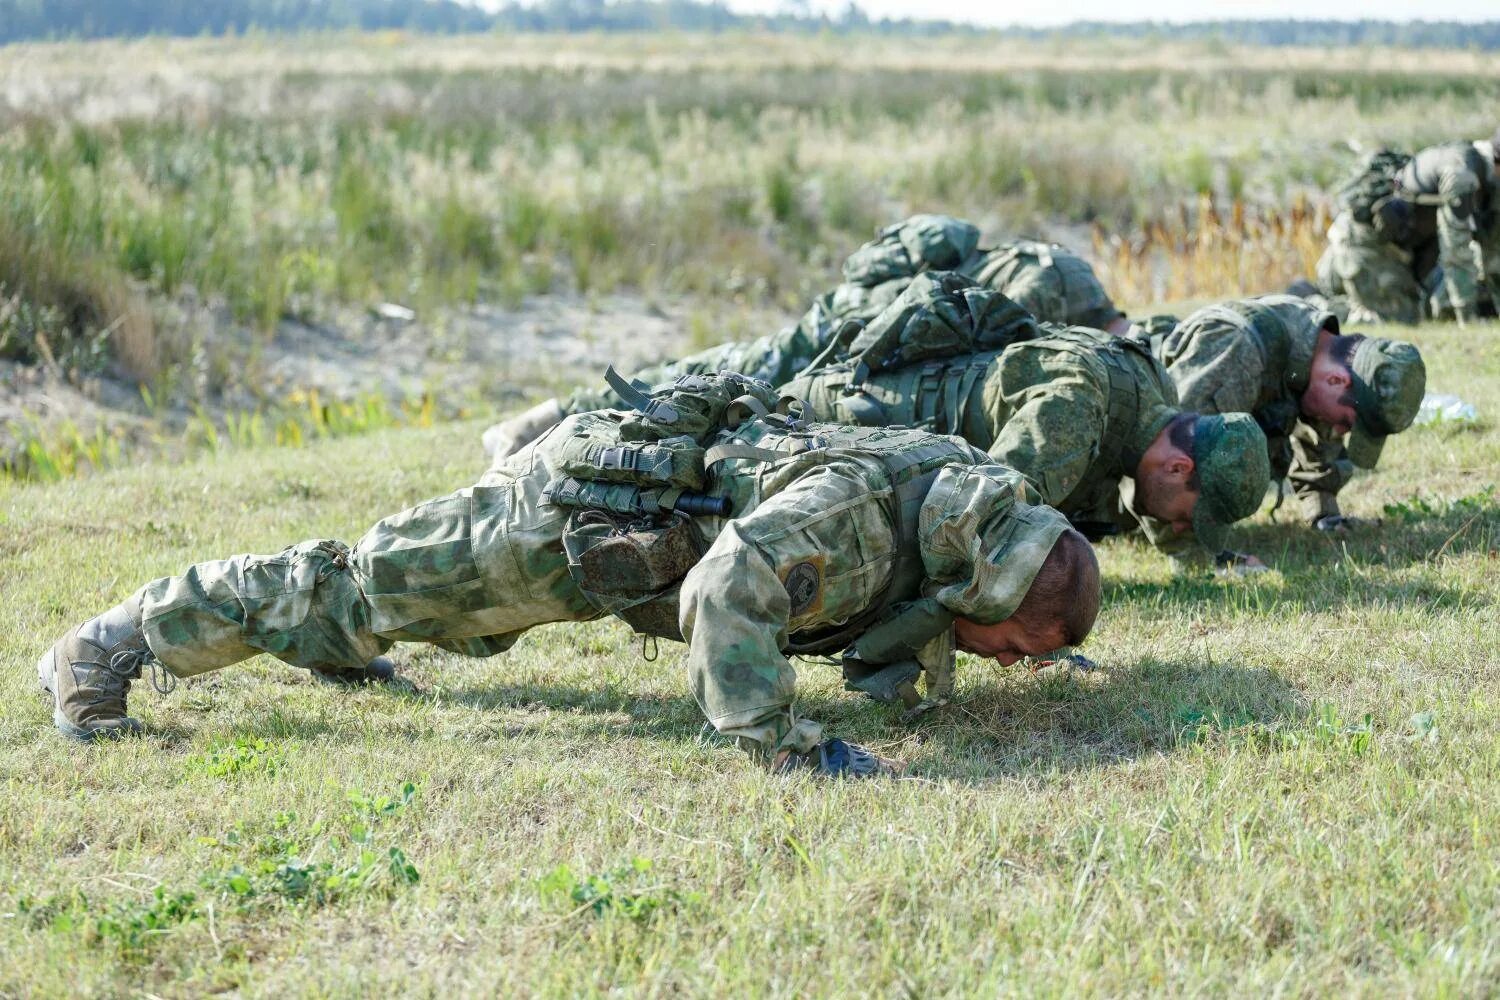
1305 331 1426 467
923 465 1101 663
952 529 1101 665
1134 412 1271 550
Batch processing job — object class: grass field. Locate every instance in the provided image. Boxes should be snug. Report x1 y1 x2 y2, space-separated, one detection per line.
1 315 1496 995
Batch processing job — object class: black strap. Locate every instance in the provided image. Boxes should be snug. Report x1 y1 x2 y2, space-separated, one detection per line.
605 365 679 423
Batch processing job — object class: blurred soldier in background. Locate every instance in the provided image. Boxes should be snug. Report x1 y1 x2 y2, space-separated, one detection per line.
1316 128 1499 325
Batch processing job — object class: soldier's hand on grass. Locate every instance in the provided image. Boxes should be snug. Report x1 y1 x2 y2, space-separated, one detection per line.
1313 514 1382 534
1214 550 1269 576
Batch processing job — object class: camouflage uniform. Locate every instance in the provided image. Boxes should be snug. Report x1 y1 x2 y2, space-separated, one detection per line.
781 323 1269 554
1317 140 1498 324
1144 295 1428 524
492 218 1122 455
125 417 1069 759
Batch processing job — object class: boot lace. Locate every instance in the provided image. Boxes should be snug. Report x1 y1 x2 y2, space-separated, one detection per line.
109 646 175 695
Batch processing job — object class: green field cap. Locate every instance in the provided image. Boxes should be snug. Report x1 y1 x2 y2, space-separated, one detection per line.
1190 413 1270 551
1347 338 1426 469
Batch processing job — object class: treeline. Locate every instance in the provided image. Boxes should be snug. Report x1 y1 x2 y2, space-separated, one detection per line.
0 0 968 44
0 1 1497 48
1002 19 1500 51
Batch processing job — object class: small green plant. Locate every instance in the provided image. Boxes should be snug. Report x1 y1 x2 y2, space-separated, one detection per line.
199 784 422 911
1382 485 1496 522
188 738 287 778
18 886 199 961
538 857 698 921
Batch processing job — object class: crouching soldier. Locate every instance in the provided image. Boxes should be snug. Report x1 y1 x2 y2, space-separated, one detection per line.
484 214 1127 461
38 370 1100 778
1137 294 1426 532
779 272 1272 568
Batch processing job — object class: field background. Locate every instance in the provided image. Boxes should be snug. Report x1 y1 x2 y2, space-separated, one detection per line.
1 30 1498 997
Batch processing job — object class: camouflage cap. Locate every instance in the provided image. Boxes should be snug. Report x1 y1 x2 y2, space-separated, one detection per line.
1346 338 1426 469
1190 413 1271 552
919 464 1071 624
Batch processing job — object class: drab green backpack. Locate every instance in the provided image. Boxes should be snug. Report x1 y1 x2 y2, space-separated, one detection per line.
543 367 787 517
840 214 982 288
1336 148 1412 226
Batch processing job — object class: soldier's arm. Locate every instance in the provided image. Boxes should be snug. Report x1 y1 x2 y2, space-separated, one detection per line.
1287 419 1355 523
1160 322 1265 416
678 463 896 762
1434 162 1485 324
985 377 1105 507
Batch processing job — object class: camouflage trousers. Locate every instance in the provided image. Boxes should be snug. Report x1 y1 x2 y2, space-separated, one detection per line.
1429 225 1500 320
135 443 599 679
1316 216 1428 325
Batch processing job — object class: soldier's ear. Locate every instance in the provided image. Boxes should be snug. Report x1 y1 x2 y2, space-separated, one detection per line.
1166 454 1195 480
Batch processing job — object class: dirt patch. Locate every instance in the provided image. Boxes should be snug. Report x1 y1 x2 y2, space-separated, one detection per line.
0 291 793 472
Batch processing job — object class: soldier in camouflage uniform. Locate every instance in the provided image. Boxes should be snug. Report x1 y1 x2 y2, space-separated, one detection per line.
483 216 1126 461
1138 295 1427 532
1317 130 1499 325
779 274 1272 565
38 408 1099 777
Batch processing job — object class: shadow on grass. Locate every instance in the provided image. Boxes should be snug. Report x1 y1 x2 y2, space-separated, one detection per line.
1104 502 1498 616
843 657 1310 781
409 655 1307 783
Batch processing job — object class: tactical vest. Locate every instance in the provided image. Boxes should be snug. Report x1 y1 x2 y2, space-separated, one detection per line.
553 382 979 652
791 328 1160 534
792 349 1002 446
1018 331 1162 525
966 242 1114 328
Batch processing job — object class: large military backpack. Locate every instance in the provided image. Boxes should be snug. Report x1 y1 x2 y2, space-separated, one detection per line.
1335 148 1412 227
839 214 982 288
784 270 1040 436
541 368 799 631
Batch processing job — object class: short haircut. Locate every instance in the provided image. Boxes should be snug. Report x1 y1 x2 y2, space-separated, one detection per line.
1165 412 1202 491
1009 528 1101 647
1327 333 1366 370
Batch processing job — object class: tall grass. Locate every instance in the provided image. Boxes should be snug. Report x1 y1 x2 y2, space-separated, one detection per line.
1 34 1495 356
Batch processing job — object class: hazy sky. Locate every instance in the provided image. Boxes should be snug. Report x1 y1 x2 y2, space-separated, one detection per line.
724 0 1500 28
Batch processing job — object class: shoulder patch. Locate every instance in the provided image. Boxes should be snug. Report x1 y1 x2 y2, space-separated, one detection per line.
782 560 823 617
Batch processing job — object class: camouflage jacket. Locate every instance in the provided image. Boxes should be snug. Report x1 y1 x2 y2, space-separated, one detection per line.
668 420 1067 755
782 326 1182 546
1150 294 1349 522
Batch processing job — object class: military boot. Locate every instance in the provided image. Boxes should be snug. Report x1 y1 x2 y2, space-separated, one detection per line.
310 655 398 687
482 398 566 463
37 600 164 741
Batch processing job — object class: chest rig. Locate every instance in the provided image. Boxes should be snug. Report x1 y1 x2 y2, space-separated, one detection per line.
1025 330 1161 526
800 349 1004 447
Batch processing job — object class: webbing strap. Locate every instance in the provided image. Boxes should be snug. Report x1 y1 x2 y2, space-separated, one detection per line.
703 443 793 468
605 365 679 423
1095 344 1145 475
949 356 989 438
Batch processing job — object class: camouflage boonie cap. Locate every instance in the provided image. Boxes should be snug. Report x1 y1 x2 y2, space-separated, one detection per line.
1190 413 1271 552
1346 338 1426 469
919 464 1071 625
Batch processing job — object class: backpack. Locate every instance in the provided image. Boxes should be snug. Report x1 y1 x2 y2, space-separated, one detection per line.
542 368 796 627
543 367 787 518
841 270 1039 377
840 214 982 288
1336 148 1412 226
